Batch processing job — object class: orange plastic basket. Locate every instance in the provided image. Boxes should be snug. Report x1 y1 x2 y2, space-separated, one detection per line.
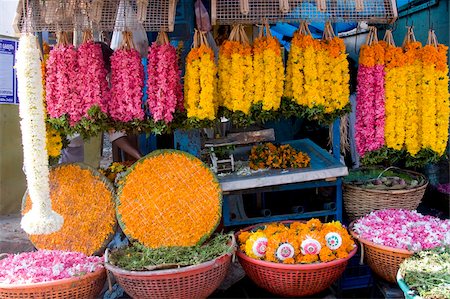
0 267 106 299
104 242 235 299
349 222 413 283
236 222 357 297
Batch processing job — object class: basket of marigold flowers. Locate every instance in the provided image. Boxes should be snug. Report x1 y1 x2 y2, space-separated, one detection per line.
236 219 356 297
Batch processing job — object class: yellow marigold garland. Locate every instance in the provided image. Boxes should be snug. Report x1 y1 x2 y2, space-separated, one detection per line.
434 44 450 155
46 124 62 158
117 150 222 248
184 31 217 121
23 164 116 255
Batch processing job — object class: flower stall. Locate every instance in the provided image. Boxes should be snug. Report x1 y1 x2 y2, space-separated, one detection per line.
3 0 449 298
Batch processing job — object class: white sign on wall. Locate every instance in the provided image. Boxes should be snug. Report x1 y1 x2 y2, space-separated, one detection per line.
0 37 18 104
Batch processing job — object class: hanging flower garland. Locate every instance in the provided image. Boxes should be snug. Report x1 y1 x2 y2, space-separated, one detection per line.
434 39 450 155
252 23 284 112
184 30 218 121
109 31 145 123
77 30 110 121
45 32 80 126
147 31 183 123
355 27 386 157
16 33 63 235
218 24 255 115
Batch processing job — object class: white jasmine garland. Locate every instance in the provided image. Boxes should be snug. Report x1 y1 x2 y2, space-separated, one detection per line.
16 34 63 234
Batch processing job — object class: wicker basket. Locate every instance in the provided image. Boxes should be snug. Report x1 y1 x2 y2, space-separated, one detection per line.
104 240 235 299
236 223 357 297
0 267 106 299
343 168 428 221
349 223 413 284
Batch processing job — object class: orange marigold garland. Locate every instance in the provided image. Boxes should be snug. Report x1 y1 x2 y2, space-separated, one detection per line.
116 150 222 248
22 164 117 255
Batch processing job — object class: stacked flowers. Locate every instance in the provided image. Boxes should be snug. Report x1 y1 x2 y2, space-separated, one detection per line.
355 27 386 156
238 219 355 264
184 30 218 120
352 209 450 251
16 33 63 235
0 250 103 284
147 32 183 123
77 30 110 118
218 24 255 115
249 143 310 170
45 32 80 125
253 23 284 111
285 21 350 116
109 31 145 122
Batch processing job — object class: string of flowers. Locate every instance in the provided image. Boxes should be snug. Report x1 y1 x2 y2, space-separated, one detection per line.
147 31 183 123
218 24 255 115
109 31 145 122
16 33 63 235
238 219 355 264
252 23 284 112
77 30 110 121
0 250 103 285
45 32 80 126
355 27 385 157
184 30 218 121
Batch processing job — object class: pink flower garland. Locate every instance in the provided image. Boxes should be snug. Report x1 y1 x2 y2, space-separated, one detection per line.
0 250 103 285
147 43 183 123
372 64 385 151
46 45 81 125
77 41 110 116
109 49 145 122
353 209 450 251
355 65 375 156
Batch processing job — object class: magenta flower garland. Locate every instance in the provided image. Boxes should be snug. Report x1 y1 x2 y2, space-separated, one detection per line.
147 33 183 124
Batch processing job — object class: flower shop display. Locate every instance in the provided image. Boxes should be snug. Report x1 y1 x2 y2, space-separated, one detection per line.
22 164 117 256
45 32 80 126
235 220 356 297
283 21 350 124
105 233 235 299
355 27 385 156
146 31 183 124
16 33 63 235
398 246 450 299
0 250 106 299
249 143 310 170
350 209 450 283
109 31 145 123
184 30 218 123
116 150 221 248
218 24 255 116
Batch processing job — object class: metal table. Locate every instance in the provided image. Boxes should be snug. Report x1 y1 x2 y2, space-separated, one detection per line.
219 138 348 226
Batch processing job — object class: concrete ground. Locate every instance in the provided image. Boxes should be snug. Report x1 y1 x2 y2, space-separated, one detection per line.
0 214 33 254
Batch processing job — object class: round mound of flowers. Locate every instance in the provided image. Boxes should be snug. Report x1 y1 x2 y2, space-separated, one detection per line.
0 250 103 285
352 209 450 251
237 219 355 264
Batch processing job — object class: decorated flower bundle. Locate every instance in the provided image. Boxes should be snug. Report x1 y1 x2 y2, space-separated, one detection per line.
238 220 355 264
184 30 218 122
109 31 145 123
16 33 63 235
0 250 103 285
146 31 183 124
249 143 310 170
45 32 80 126
355 27 386 157
284 21 350 122
352 209 450 251
218 24 255 116
252 23 284 112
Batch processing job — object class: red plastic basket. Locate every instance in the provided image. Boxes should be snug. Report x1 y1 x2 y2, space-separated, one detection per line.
236 222 357 297
104 240 235 299
0 267 106 299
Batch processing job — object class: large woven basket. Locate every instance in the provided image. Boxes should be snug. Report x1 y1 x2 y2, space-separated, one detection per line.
236 223 357 297
349 223 413 283
343 168 428 221
104 239 235 299
0 267 106 299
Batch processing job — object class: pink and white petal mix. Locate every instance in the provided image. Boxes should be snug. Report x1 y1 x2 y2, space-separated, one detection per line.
353 209 450 251
0 250 103 285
